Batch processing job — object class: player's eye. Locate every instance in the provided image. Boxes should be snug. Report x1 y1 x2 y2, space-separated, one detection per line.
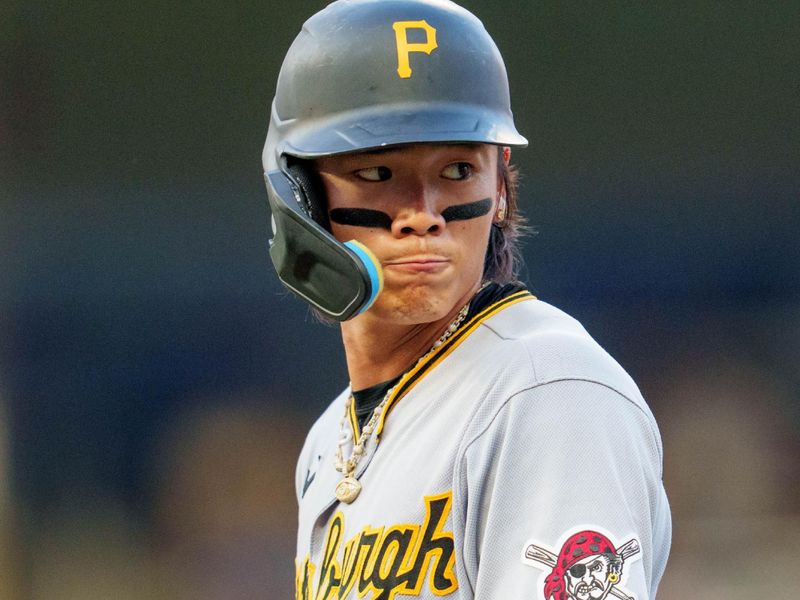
590 561 604 573
355 166 392 181
441 162 472 180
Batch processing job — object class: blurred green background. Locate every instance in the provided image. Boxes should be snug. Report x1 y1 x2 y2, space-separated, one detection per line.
1 1 798 598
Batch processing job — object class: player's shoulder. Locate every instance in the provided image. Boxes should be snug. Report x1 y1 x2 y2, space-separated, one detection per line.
465 298 662 459
478 298 642 404
481 295 589 342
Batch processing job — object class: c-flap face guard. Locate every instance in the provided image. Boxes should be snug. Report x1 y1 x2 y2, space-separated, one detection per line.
264 164 382 321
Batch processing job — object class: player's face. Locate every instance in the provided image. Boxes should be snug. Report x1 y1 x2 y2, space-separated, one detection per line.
315 143 502 325
564 555 614 600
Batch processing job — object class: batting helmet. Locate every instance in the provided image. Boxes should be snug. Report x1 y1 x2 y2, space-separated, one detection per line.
263 0 527 321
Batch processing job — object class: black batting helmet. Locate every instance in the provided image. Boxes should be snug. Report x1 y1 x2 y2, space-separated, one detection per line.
263 0 527 320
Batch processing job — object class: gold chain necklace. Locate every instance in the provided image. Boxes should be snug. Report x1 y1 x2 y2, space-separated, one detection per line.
334 297 474 503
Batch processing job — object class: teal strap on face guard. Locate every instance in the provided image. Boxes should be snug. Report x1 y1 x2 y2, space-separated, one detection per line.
342 240 383 315
264 169 383 321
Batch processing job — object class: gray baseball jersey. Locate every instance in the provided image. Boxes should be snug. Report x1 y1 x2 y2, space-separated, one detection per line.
294 292 671 600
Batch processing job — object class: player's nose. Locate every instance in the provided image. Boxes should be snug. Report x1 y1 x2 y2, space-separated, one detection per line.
390 184 446 237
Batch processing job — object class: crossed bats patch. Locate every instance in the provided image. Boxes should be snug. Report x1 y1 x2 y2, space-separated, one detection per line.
521 527 641 600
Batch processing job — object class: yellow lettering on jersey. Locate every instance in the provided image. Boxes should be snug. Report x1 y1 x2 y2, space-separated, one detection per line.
296 492 458 599
340 524 384 597
392 20 437 79
315 514 344 600
295 555 315 600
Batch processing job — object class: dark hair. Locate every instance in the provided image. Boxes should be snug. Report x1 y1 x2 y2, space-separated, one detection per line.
483 147 527 284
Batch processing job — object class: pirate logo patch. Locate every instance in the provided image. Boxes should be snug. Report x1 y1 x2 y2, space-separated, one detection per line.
521 528 640 600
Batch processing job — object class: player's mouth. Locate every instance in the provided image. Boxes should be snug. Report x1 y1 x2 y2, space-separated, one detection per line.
383 255 450 273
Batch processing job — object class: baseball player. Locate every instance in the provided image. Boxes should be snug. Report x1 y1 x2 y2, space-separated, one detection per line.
261 1 671 598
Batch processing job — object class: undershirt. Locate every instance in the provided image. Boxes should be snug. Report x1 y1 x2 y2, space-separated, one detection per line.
351 282 527 430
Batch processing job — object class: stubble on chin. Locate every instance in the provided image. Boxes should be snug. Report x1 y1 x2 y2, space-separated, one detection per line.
373 282 449 325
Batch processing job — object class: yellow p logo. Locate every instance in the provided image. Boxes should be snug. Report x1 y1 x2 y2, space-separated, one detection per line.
392 20 437 79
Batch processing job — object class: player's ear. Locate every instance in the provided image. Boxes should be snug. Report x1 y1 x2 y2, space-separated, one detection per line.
496 145 510 195
494 195 507 223
495 149 508 224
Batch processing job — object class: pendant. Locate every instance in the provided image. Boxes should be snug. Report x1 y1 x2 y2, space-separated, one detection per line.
335 476 362 503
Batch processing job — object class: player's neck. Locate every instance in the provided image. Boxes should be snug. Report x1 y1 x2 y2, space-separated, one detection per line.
339 305 466 391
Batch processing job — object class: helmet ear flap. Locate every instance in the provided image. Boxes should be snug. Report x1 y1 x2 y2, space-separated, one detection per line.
264 166 383 321
286 162 330 231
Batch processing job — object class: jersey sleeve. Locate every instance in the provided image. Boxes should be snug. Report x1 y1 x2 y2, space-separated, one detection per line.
454 379 671 600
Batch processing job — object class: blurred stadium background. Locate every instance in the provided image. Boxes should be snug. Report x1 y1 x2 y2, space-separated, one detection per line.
1 1 798 598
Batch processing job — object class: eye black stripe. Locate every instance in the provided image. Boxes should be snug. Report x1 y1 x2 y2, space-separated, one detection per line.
329 197 492 229
441 198 492 222
329 208 392 229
